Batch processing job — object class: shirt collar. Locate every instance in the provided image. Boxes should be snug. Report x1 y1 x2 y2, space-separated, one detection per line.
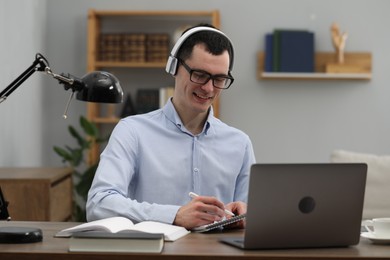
162 98 213 135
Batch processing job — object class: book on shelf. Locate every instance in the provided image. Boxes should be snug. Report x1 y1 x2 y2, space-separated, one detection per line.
146 33 169 62
99 33 122 62
55 216 190 242
159 86 174 108
136 89 160 114
99 33 169 63
69 230 164 253
264 33 273 72
122 33 146 62
272 29 315 73
272 30 281 72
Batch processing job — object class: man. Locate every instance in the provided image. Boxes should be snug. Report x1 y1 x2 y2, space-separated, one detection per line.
87 24 256 230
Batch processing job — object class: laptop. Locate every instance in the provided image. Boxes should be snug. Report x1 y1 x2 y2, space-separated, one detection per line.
221 163 367 249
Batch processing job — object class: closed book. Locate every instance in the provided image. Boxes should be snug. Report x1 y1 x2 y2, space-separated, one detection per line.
99 34 122 62
69 231 164 253
272 30 281 72
55 216 190 242
264 33 273 72
122 33 146 62
159 86 174 108
278 30 314 72
136 89 160 114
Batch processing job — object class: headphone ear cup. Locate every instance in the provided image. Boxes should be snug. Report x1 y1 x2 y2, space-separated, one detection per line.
166 56 179 76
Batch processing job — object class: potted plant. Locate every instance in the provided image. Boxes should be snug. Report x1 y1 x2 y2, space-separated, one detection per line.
53 116 108 221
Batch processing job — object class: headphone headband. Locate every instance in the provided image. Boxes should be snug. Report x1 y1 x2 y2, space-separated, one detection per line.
165 26 234 76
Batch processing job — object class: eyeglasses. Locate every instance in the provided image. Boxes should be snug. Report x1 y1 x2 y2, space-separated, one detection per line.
179 59 234 89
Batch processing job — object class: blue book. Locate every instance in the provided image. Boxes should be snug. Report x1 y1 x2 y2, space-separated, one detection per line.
264 33 273 72
278 30 315 72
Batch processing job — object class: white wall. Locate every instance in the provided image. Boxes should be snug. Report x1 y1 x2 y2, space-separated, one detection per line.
1 0 389 166
0 0 47 166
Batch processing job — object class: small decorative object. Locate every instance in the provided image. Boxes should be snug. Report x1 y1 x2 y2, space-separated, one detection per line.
331 23 348 64
325 23 371 74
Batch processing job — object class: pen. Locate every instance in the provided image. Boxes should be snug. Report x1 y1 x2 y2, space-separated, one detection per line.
188 192 235 217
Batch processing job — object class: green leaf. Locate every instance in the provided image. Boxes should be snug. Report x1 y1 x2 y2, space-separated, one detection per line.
53 114 105 221
53 146 73 162
69 125 89 149
71 149 83 167
80 116 99 138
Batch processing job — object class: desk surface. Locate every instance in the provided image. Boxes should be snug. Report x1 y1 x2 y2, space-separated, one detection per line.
0 221 389 260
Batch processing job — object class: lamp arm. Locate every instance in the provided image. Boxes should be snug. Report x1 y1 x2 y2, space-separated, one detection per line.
0 53 84 104
44 67 74 85
0 53 48 103
43 67 84 92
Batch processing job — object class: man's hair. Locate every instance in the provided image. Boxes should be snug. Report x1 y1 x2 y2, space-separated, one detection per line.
177 24 233 69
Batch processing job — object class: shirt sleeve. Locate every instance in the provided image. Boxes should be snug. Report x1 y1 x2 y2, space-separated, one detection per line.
86 119 180 224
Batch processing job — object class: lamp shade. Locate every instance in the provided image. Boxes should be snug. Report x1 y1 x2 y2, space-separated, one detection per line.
76 71 123 103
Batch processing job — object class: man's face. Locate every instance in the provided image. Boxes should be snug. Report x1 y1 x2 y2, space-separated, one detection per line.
173 44 230 116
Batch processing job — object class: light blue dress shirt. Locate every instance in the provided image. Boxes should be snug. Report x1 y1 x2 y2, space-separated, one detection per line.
87 98 256 224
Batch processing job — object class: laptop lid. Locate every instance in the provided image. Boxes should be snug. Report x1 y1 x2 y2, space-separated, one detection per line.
221 163 367 249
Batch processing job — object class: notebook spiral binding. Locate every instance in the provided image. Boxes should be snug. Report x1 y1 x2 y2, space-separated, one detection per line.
192 214 247 233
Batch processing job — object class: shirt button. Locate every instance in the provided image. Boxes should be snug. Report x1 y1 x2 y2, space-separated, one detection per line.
194 168 199 172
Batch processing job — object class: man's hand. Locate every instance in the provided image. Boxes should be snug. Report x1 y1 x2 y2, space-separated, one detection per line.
173 195 226 229
224 201 247 229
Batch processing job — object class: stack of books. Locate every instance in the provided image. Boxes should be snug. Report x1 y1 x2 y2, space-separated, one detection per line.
98 33 169 63
55 216 190 253
264 29 315 73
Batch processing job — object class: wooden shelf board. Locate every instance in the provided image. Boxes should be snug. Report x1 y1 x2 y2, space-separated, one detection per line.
90 10 218 17
260 72 371 80
95 61 166 68
91 117 120 124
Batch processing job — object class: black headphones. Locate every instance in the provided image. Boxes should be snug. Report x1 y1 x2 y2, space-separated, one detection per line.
165 26 235 76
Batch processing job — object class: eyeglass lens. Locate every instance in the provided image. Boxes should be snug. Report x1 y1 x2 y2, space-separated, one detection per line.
191 71 231 89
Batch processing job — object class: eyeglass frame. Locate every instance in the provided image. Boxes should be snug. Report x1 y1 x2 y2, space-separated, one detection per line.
178 59 234 89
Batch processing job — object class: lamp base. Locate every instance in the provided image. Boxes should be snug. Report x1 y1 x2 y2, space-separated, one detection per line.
0 227 42 243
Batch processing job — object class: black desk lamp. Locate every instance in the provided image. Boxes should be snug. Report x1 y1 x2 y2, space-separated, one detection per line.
0 53 123 243
0 53 123 118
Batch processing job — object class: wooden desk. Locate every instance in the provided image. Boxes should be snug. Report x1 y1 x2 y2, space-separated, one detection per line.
0 168 72 221
0 221 389 260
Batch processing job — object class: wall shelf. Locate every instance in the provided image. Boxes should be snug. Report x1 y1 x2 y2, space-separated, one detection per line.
257 52 372 80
